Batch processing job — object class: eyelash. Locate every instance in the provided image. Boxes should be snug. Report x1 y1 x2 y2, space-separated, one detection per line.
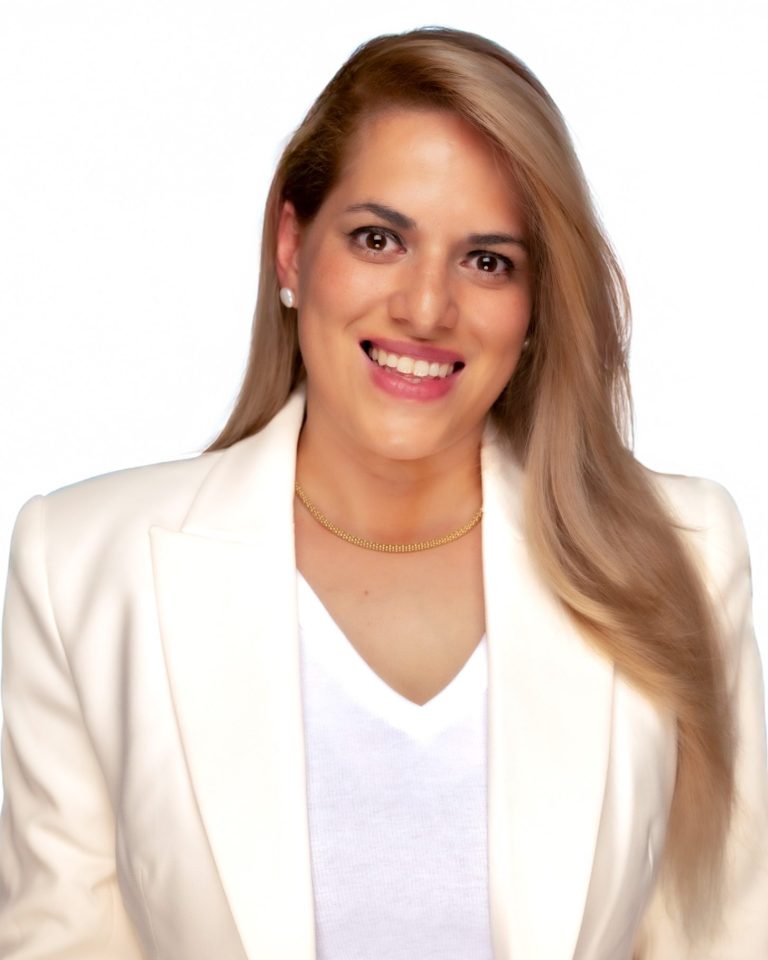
346 226 403 258
346 226 517 278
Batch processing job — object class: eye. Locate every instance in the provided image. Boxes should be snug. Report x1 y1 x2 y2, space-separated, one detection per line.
347 226 404 257
466 251 516 278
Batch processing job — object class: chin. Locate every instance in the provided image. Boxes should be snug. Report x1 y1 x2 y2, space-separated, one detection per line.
353 409 476 464
359 430 440 463
342 409 429 459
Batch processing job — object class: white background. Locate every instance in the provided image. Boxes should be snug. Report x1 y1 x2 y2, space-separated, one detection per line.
1 0 766 776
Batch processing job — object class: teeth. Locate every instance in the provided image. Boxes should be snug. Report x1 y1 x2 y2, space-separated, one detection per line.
365 343 456 379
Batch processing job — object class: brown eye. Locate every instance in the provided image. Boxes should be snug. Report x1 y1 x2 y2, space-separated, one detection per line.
467 250 515 278
365 231 388 251
348 226 404 257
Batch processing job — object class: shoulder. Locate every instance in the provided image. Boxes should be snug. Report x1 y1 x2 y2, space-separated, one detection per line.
643 466 754 673
9 389 308 569
642 466 750 573
13 449 222 547
6 451 227 606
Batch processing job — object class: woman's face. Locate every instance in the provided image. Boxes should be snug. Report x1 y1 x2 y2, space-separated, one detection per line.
276 107 532 465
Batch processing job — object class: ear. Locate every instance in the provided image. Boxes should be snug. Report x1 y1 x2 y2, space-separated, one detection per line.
275 200 301 295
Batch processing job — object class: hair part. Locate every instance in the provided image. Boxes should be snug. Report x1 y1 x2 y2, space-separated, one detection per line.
208 26 734 939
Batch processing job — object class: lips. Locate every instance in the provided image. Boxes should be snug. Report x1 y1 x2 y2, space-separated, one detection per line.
361 339 465 381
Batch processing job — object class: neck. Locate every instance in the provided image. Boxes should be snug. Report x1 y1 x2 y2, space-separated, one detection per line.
295 414 484 545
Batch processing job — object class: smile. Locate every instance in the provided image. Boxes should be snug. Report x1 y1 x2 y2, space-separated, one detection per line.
361 341 464 380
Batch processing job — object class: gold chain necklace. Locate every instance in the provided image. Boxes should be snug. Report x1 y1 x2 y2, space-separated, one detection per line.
294 482 482 554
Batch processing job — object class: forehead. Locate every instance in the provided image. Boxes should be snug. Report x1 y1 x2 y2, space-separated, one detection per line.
341 107 497 167
327 107 524 227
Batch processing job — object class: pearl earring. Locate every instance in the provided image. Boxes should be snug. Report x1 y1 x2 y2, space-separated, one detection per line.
279 287 296 309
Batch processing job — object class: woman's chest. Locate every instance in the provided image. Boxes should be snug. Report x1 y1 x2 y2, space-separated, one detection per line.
61 535 677 960
295 529 486 706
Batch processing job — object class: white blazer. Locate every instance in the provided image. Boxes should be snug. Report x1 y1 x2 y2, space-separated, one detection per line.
1 388 767 960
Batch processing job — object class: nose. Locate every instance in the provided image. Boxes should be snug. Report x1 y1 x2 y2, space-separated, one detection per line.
388 258 459 336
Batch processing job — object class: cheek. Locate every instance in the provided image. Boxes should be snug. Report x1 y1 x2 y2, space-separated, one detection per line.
300 241 382 318
475 296 531 356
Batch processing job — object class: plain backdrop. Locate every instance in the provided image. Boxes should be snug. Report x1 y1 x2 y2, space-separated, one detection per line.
1 0 767 794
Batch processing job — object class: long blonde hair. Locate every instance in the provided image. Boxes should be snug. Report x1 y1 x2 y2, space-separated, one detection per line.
209 27 733 937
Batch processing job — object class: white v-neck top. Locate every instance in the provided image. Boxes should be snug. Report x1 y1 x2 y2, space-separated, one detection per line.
296 572 494 960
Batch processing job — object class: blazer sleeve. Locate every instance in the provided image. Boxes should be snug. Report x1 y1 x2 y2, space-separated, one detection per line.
635 481 768 959
0 496 145 959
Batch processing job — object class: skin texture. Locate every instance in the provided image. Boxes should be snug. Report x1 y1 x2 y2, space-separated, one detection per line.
278 108 531 492
275 108 533 704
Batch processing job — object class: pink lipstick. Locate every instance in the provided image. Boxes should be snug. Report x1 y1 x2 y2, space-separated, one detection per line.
360 338 464 401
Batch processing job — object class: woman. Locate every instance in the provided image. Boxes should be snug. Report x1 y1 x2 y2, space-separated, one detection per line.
1 26 766 960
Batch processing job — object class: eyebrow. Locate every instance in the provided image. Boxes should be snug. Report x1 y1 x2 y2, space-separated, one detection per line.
467 232 528 251
345 202 415 232
344 202 528 251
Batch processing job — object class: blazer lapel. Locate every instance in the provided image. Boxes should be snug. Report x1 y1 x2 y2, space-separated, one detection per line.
149 391 614 960
482 429 615 959
149 390 316 960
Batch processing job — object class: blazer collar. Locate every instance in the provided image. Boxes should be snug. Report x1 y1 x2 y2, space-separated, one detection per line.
149 388 614 960
481 431 615 958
